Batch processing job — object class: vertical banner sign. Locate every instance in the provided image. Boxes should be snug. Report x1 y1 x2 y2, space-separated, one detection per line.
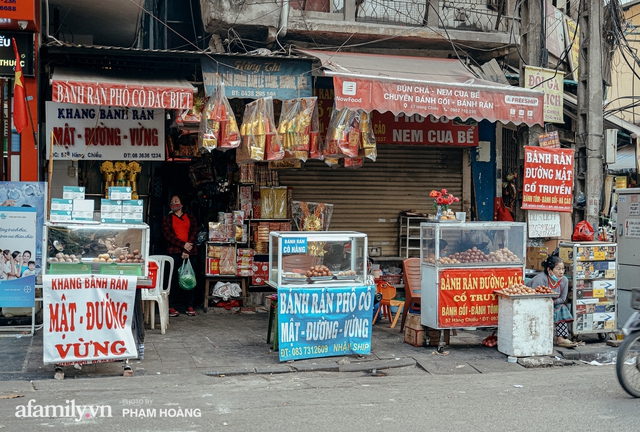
43 275 138 365
524 66 564 124
0 182 47 271
522 146 574 212
564 17 580 81
278 286 374 361
438 267 523 328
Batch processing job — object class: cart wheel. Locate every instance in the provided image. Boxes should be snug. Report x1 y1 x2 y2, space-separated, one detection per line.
598 333 608 341
123 365 134 377
436 344 445 354
54 367 64 381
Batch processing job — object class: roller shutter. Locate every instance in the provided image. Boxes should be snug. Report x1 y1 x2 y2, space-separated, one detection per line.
278 145 464 256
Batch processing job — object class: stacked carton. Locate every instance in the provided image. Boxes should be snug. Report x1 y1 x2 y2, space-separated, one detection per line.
403 313 425 347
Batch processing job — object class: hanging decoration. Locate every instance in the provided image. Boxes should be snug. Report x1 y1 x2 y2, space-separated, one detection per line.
199 76 240 151
238 97 283 163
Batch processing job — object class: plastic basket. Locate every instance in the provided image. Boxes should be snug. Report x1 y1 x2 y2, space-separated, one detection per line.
381 274 402 284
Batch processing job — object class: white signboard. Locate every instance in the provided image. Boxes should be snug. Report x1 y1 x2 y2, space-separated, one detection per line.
625 219 640 238
43 274 138 365
527 210 561 238
45 102 165 161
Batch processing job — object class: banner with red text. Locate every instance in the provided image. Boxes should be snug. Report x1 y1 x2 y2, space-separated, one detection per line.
45 102 165 161
316 88 478 146
43 274 138 365
437 267 523 328
522 146 574 212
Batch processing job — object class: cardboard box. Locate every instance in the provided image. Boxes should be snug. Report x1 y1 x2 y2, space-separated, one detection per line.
51 198 73 211
63 186 85 199
426 329 451 347
108 186 132 200
406 313 421 328
526 246 548 271
404 325 425 347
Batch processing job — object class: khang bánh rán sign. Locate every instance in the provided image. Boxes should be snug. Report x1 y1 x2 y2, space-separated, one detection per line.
522 146 574 212
437 267 523 328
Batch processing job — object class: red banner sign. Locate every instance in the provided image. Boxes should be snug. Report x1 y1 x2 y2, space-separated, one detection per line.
522 146 574 212
332 75 544 127
437 267 523 328
316 88 478 146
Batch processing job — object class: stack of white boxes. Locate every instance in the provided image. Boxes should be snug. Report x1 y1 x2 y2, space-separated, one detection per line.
100 186 143 224
50 187 94 222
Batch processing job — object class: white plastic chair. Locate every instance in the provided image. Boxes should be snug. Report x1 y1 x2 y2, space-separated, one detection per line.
142 255 174 334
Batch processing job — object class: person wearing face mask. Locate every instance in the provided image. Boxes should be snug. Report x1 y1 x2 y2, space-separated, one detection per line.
526 255 576 348
162 195 198 317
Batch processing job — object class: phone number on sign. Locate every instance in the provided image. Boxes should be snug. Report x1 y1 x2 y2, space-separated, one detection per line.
122 153 162 159
280 345 329 357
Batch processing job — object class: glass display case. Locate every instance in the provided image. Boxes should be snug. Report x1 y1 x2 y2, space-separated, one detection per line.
268 231 368 287
420 221 526 266
419 221 527 330
42 222 150 277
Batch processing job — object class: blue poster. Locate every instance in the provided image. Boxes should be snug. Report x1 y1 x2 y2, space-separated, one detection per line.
278 286 374 361
0 275 35 307
0 181 46 273
202 56 313 100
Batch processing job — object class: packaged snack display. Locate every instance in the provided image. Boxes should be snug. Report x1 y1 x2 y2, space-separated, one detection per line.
324 108 377 161
238 97 283 163
292 201 334 231
199 77 241 151
175 90 205 129
277 97 319 162
260 187 288 219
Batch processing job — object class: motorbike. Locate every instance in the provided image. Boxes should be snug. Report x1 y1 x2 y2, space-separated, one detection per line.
616 289 640 397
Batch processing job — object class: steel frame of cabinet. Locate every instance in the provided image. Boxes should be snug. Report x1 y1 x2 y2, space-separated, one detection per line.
398 215 430 258
559 241 618 337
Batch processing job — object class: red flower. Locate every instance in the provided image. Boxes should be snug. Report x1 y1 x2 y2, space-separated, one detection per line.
448 197 454 204
429 190 438 198
454 197 459 203
441 189 448 195
436 197 444 205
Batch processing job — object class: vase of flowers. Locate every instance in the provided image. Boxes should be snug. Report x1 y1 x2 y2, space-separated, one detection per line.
127 161 142 199
100 161 115 198
429 189 459 220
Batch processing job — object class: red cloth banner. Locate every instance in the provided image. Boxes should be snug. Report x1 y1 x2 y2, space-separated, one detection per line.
332 76 544 127
437 267 523 328
522 146 574 212
12 38 28 134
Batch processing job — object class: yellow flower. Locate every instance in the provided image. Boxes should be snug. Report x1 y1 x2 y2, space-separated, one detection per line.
114 161 128 172
100 161 115 173
128 161 142 174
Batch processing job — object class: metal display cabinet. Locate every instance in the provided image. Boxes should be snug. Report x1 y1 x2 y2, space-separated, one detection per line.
559 241 618 338
420 221 527 331
268 231 368 288
43 221 150 277
616 188 640 327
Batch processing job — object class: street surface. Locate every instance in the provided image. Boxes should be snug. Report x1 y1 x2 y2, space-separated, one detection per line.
0 363 638 431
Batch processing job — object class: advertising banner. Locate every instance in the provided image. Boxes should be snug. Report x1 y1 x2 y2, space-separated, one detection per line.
0 206 37 280
0 182 45 271
277 286 374 361
45 102 165 160
437 267 523 328
524 66 564 124
43 275 138 365
0 275 35 308
202 57 312 100
522 146 574 212
316 88 478 146
0 32 35 77
332 75 544 127
528 211 561 238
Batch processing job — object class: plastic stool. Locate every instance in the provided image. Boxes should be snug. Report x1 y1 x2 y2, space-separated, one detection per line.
266 294 279 351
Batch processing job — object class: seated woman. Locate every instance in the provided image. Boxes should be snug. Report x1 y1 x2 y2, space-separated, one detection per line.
526 255 576 348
